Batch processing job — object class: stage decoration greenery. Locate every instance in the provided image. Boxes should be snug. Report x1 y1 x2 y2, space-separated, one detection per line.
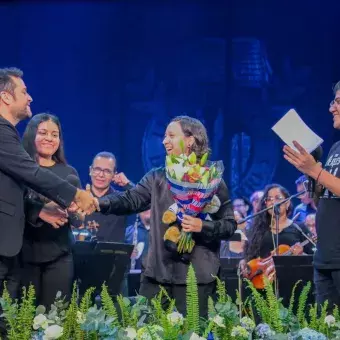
0 264 338 339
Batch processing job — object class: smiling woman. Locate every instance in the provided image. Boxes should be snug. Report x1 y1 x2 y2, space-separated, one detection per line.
98 115 237 317
21 113 82 308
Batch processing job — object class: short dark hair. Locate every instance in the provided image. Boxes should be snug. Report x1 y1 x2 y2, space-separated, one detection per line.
232 196 251 207
22 113 67 164
333 81 340 95
93 151 116 165
295 175 307 186
0 67 23 95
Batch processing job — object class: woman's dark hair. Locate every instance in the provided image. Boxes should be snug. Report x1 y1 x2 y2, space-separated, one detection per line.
243 183 292 261
22 113 67 164
170 115 211 159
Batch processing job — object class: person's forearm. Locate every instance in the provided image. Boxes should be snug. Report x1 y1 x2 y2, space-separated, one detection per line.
309 166 340 197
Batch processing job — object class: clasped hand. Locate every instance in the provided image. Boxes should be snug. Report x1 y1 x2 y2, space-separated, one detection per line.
39 201 69 229
39 184 100 228
71 184 100 215
181 214 203 233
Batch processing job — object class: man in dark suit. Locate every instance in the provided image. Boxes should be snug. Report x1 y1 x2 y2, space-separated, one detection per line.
0 67 98 298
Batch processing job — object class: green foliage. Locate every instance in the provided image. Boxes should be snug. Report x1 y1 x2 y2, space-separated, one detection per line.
117 294 131 328
333 304 340 322
245 278 287 333
318 300 329 334
263 276 283 333
100 283 119 327
16 285 36 340
2 275 340 340
80 305 117 339
186 264 200 335
245 279 271 325
207 296 215 316
76 286 95 340
149 287 180 340
207 277 239 340
215 276 227 304
296 281 311 328
308 303 319 331
0 283 19 340
288 280 302 318
61 282 79 340
0 284 36 340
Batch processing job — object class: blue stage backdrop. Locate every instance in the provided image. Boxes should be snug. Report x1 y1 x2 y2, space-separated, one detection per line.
1 1 339 200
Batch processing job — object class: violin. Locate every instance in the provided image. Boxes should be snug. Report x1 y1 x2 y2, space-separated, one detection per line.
244 236 316 289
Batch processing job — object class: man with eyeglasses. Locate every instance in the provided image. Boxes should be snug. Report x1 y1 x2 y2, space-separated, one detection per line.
82 151 134 242
283 81 340 311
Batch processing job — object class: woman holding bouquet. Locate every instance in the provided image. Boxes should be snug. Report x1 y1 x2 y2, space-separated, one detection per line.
99 115 236 316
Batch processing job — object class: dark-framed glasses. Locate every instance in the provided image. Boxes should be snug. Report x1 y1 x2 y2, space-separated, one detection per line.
265 195 284 204
330 98 340 106
91 167 114 176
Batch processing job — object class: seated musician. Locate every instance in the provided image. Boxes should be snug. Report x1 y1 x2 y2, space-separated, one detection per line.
239 184 314 279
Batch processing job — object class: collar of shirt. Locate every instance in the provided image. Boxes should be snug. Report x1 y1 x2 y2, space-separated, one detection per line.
90 186 115 198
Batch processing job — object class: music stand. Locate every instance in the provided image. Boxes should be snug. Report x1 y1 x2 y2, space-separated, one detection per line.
272 255 314 306
73 241 133 297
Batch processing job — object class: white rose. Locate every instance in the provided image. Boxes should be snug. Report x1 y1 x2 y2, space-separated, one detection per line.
189 333 206 340
33 314 48 330
43 324 63 339
212 315 225 328
76 311 86 324
324 315 336 327
125 327 137 339
167 311 184 326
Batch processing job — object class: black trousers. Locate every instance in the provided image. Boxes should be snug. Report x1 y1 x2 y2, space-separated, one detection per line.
0 255 21 337
21 253 74 308
139 274 216 318
0 255 21 298
314 268 340 313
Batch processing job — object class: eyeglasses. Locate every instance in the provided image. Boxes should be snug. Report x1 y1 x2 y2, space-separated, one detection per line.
91 167 115 177
233 204 245 209
265 195 284 204
330 98 340 106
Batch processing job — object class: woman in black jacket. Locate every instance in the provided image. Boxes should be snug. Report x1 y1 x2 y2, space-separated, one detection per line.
22 113 81 307
99 115 237 316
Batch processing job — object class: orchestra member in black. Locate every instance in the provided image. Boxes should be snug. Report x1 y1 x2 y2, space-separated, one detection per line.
239 184 314 278
84 152 134 242
98 116 237 316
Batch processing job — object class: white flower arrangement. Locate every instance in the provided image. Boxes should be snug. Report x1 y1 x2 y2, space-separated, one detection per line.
325 315 336 327
42 324 63 339
167 311 184 326
125 327 138 339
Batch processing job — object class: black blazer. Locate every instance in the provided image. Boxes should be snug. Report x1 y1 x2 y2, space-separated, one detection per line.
0 117 77 257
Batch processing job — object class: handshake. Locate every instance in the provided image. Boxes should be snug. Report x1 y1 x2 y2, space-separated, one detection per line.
72 184 100 215
39 185 100 229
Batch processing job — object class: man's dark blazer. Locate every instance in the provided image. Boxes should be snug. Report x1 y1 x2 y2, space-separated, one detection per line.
0 116 77 257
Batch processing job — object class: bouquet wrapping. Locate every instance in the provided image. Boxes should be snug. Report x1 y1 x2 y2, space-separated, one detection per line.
163 151 224 254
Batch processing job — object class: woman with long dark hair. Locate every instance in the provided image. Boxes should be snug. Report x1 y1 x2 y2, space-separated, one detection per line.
22 113 81 307
240 184 313 276
98 115 237 317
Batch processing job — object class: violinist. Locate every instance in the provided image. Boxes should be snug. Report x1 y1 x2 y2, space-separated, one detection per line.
239 184 314 278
